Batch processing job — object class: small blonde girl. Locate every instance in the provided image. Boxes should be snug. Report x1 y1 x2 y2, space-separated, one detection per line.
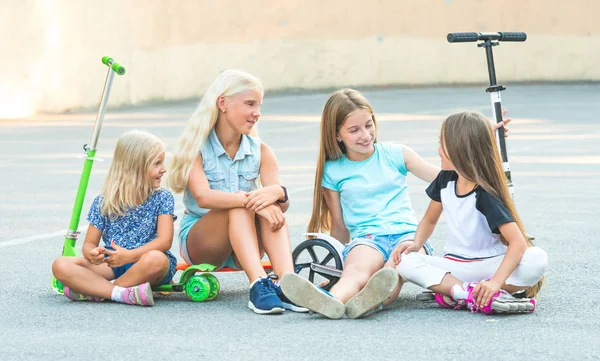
52 130 177 306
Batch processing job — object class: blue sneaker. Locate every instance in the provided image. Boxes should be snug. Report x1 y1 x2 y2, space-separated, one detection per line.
248 277 285 314
273 283 309 313
279 273 345 319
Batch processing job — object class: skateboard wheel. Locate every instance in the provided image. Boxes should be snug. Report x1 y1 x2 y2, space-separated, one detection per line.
51 276 64 294
201 274 220 300
185 275 211 302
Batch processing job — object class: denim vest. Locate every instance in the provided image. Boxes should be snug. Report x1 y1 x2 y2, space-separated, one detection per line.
183 129 261 218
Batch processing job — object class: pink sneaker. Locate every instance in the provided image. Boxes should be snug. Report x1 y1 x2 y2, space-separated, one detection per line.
461 282 536 314
63 286 104 302
122 282 154 306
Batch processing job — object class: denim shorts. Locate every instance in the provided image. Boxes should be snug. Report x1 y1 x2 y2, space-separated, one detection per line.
341 233 434 262
179 213 238 270
112 261 175 286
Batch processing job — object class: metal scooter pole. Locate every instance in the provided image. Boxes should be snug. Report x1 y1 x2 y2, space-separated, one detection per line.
447 32 527 197
52 56 126 293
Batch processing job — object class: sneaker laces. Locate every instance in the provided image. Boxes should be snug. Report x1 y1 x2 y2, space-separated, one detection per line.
256 276 278 296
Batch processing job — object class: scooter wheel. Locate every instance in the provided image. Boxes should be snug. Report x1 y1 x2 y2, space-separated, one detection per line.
185 275 211 302
292 238 343 291
201 274 220 300
51 276 64 294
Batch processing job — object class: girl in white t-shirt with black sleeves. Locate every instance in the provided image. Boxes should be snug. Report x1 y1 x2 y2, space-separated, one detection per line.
393 111 548 314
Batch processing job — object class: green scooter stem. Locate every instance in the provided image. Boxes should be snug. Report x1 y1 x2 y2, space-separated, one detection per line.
61 56 124 255
62 148 96 257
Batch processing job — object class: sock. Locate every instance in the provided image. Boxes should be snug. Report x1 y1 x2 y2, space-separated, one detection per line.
111 286 126 302
450 284 469 300
249 278 262 289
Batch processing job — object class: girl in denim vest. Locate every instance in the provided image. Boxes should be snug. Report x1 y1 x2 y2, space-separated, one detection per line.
169 70 306 315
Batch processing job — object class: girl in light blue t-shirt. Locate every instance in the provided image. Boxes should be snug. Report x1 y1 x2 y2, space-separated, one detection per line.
280 89 511 319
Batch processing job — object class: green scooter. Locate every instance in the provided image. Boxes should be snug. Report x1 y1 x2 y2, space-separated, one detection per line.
51 56 126 294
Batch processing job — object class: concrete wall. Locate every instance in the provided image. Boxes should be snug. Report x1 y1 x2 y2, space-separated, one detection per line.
1 0 598 116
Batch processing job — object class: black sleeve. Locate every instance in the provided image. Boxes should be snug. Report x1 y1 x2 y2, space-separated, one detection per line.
475 189 515 234
425 170 455 202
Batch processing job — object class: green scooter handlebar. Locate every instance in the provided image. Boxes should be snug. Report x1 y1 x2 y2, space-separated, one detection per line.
101 56 126 75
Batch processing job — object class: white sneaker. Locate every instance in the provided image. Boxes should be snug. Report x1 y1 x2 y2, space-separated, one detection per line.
345 268 399 319
279 273 345 319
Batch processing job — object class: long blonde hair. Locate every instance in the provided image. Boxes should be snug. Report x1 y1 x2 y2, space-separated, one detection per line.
168 69 263 193
101 130 165 218
307 89 377 233
441 111 542 297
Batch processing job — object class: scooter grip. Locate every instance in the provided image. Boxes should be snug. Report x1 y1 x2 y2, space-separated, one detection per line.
101 56 126 75
498 32 527 42
447 32 479 43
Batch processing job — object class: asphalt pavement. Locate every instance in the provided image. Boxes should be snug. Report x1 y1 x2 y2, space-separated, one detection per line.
1 83 599 360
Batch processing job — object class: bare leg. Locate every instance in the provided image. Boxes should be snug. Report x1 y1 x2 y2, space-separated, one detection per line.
427 273 464 296
228 208 268 281
52 256 115 299
186 208 267 282
113 250 170 287
255 215 294 278
186 209 235 266
382 248 428 305
329 246 384 303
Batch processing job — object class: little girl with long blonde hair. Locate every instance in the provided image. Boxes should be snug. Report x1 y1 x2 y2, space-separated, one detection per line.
52 130 177 306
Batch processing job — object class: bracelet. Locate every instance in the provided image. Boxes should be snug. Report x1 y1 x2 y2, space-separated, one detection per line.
276 185 288 203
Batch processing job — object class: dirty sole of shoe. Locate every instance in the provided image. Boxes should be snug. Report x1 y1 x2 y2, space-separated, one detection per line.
280 273 345 319
345 268 399 319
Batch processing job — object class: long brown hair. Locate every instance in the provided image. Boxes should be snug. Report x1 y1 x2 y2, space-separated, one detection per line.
442 111 542 297
307 89 377 233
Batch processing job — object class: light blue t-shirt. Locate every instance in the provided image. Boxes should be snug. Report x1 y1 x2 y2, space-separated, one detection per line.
322 142 418 240
183 128 261 218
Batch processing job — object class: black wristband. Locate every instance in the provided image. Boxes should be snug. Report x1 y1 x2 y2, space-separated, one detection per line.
276 185 288 203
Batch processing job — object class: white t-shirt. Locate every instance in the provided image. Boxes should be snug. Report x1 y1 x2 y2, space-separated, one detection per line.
427 170 514 259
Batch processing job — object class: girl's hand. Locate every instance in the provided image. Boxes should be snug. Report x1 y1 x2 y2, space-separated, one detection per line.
87 246 106 265
244 185 284 212
492 109 512 138
472 279 503 309
391 241 421 265
255 204 285 231
104 240 133 268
